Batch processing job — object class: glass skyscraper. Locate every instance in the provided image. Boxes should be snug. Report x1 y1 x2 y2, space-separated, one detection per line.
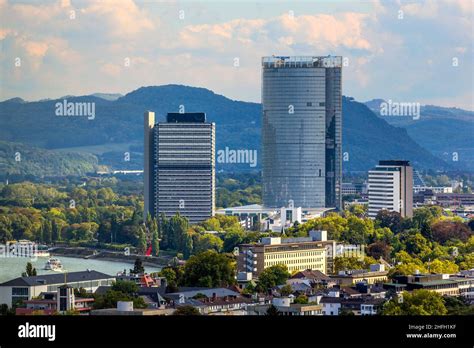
261 56 342 210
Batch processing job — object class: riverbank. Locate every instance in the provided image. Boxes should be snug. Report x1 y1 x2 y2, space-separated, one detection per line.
0 255 163 283
49 247 172 268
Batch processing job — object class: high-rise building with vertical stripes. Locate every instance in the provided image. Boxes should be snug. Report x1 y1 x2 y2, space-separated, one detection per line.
143 112 215 224
261 56 342 210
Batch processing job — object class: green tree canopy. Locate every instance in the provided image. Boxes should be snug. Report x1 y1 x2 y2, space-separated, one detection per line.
256 265 290 293
181 250 236 288
382 290 447 315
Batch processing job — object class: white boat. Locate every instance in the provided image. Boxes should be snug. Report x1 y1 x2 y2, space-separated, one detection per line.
44 258 63 271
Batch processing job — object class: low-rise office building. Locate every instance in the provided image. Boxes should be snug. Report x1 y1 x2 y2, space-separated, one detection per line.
390 273 472 297
238 237 327 277
330 265 388 286
250 296 323 316
0 270 115 308
15 286 95 315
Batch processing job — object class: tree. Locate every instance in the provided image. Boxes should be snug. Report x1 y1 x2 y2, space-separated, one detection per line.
42 220 52 244
266 304 280 316
131 258 145 275
150 217 160 256
340 308 355 316
223 230 245 253
382 290 447 315
97 221 111 243
182 232 193 259
389 251 427 276
51 219 62 242
401 231 432 256
295 213 347 240
444 296 474 315
159 267 179 292
193 233 223 254
201 217 221 231
367 241 391 260
181 250 236 288
137 226 147 254
431 221 472 244
111 280 139 295
293 295 308 304
93 290 147 309
279 284 293 296
347 204 366 218
342 215 374 244
334 256 377 273
411 207 442 239
242 282 256 295
256 265 290 293
22 262 37 277
0 303 15 316
375 210 402 233
427 259 459 274
173 305 201 316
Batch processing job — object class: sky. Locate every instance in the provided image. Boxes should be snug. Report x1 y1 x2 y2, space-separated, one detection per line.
0 0 473 110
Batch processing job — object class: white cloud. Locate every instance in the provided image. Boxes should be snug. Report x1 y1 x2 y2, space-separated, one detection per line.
0 0 471 110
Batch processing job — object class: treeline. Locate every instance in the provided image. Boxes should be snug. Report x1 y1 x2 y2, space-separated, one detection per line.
157 213 274 259
0 180 274 260
288 205 474 274
0 141 98 177
216 172 261 208
0 180 142 247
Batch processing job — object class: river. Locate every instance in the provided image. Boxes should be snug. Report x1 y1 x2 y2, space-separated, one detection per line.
0 255 161 283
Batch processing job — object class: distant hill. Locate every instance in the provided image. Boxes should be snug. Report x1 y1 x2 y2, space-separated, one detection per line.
90 93 123 101
365 99 474 171
0 141 98 177
0 85 453 173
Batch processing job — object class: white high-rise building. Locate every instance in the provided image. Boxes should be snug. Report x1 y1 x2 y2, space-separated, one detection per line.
144 112 215 224
368 160 413 218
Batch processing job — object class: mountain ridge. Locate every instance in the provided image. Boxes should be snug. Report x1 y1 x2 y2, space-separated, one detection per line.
0 85 456 173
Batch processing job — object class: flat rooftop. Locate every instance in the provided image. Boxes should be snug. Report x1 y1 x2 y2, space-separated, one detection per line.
0 270 114 287
166 112 206 123
262 56 342 68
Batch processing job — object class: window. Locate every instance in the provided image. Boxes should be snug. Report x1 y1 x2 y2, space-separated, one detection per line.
12 287 29 305
306 102 312 106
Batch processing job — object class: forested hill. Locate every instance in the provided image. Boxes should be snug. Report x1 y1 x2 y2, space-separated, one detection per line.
0 85 451 173
0 141 98 177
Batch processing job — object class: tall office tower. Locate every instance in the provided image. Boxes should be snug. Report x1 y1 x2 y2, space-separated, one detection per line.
153 113 215 225
368 160 413 219
261 56 342 210
143 111 155 222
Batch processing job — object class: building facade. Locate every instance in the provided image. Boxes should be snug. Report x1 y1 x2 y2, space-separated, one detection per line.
261 56 342 210
144 111 155 221
144 112 216 225
368 160 413 218
0 271 114 308
238 237 327 277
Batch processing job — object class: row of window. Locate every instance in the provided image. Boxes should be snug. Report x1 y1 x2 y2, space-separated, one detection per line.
265 251 324 259
265 259 323 267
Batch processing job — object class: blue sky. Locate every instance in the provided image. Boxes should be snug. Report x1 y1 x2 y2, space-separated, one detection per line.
0 0 473 109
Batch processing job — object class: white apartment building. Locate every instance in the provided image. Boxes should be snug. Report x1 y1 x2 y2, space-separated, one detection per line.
368 160 413 218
